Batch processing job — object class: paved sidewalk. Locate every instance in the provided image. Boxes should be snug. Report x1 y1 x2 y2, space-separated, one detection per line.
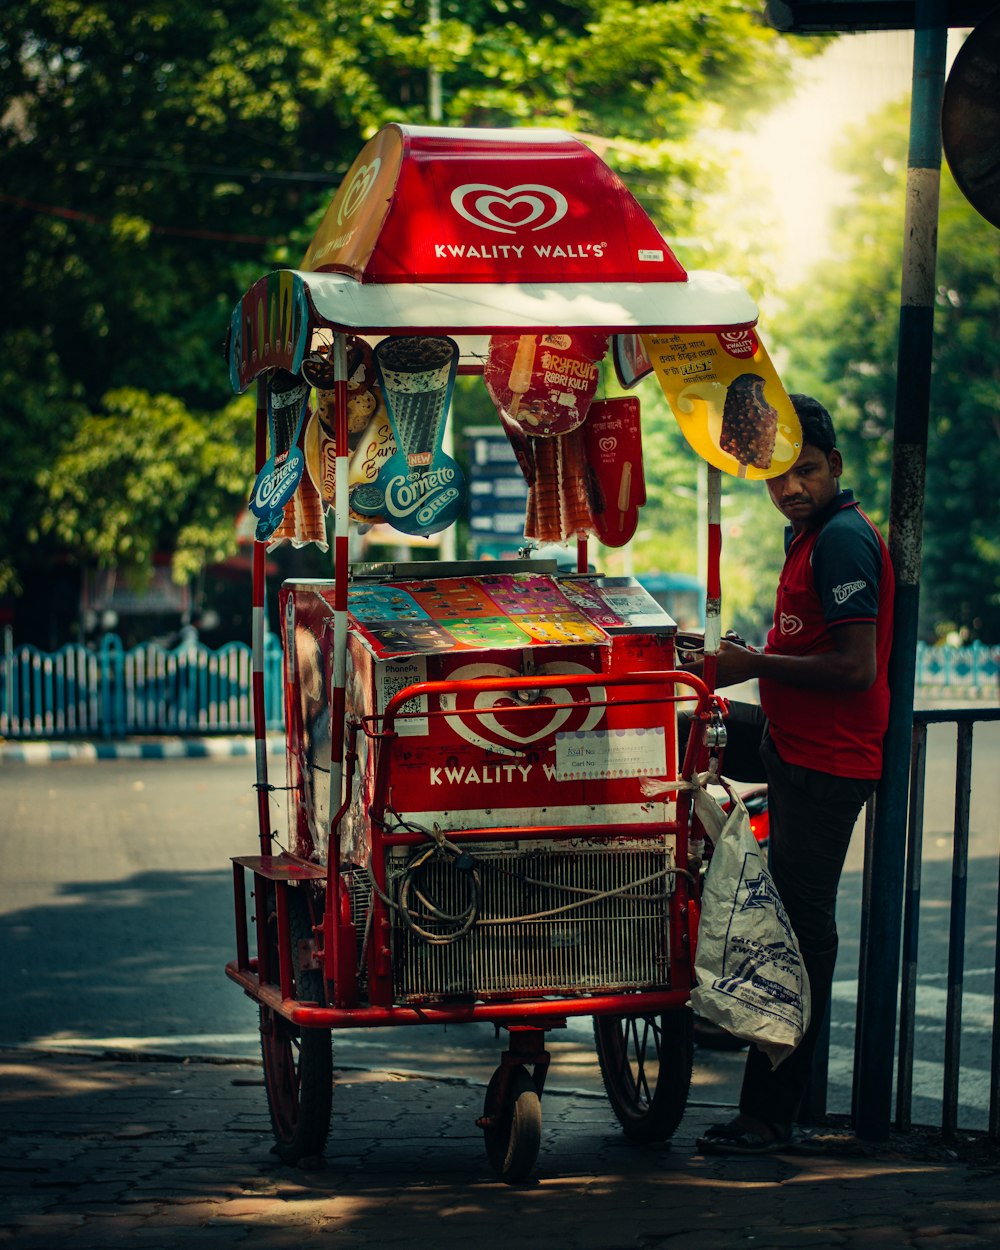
1 1049 997 1250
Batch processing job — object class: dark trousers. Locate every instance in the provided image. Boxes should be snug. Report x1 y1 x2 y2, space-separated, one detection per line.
682 702 876 1127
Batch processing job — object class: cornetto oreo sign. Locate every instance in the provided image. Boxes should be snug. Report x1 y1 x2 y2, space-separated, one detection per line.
301 127 688 285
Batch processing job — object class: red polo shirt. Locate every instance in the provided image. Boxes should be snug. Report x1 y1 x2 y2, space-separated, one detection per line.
759 491 895 779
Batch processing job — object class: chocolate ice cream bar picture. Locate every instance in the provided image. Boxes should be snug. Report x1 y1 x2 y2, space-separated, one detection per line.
719 373 778 473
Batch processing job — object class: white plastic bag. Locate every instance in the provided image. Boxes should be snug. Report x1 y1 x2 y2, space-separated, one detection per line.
688 779 810 1068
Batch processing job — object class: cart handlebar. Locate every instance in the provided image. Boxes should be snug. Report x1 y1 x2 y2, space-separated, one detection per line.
378 668 714 736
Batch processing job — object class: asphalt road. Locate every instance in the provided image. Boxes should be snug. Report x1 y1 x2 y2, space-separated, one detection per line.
1 715 997 1132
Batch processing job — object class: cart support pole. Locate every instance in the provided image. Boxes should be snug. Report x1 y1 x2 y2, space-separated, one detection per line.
252 374 273 854
328 332 350 832
702 464 722 693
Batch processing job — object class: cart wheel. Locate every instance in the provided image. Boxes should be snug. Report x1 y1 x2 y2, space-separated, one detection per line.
259 886 333 1165
482 1065 542 1183
593 1010 693 1143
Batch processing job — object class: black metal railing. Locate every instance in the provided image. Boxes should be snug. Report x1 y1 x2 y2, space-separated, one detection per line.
893 707 1000 1139
804 706 998 1138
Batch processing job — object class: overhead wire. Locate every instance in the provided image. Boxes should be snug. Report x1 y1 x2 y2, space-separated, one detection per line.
0 191 288 245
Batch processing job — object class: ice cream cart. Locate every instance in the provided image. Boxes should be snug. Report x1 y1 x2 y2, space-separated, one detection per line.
224 125 801 1180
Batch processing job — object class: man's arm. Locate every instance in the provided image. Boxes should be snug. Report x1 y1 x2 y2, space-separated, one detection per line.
682 622 877 691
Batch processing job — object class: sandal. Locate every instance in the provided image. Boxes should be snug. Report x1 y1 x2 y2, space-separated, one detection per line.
696 1118 793 1156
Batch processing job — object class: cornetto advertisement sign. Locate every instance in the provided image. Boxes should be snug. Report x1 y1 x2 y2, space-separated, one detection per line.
301 125 688 285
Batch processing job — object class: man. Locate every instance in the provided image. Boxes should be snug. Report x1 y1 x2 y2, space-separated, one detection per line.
682 393 895 1155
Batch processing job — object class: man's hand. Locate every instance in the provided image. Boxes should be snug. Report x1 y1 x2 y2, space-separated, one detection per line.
678 638 761 688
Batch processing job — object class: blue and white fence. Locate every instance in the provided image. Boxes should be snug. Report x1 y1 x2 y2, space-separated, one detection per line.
1 629 285 739
0 629 995 741
911 640 999 698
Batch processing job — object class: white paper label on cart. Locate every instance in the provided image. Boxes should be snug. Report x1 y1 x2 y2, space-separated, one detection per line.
554 726 666 780
378 657 429 736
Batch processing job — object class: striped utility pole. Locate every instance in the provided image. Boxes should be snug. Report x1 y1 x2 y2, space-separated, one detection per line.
252 374 274 857
328 333 351 831
853 1 948 1142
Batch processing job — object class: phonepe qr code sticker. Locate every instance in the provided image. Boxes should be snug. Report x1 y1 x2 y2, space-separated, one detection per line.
379 659 429 737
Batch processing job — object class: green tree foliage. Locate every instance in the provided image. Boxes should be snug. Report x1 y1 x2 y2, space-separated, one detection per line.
775 98 1000 641
37 388 252 582
0 0 798 632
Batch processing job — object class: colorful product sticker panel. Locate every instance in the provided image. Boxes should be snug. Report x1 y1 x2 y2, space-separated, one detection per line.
346 574 613 659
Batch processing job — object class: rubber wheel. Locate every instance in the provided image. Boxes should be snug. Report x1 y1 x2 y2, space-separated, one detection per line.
594 1011 693 1143
483 1065 542 1183
259 885 333 1164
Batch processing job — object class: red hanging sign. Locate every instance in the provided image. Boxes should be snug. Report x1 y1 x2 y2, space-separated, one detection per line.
582 398 645 547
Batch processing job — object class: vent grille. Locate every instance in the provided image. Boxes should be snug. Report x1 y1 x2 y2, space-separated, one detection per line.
387 843 675 1003
344 866 374 993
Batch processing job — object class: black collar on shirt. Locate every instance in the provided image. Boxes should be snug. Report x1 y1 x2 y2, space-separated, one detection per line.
783 489 858 552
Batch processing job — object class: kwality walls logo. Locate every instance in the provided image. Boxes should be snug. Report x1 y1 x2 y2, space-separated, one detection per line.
416 181 634 263
450 183 568 233
336 159 382 227
719 328 760 358
435 181 631 262
334 172 574 238
318 170 620 268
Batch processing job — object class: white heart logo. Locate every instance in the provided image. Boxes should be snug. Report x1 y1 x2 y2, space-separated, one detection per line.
780 612 803 635
719 327 758 359
450 184 569 235
338 159 381 226
599 436 617 453
441 661 605 756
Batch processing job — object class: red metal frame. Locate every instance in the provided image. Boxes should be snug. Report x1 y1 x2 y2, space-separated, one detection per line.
226 666 725 1030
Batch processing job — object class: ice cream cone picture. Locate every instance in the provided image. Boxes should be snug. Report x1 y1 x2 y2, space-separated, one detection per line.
521 399 644 547
582 398 645 547
300 337 391 522
641 329 800 480
353 336 465 536
249 369 311 540
268 459 327 548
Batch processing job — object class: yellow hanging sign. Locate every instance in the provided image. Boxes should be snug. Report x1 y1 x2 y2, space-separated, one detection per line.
642 328 801 479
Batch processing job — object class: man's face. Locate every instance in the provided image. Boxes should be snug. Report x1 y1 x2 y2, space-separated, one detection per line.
765 443 843 531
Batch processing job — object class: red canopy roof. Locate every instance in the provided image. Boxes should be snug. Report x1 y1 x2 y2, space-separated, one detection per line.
301 126 690 286
227 127 761 393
